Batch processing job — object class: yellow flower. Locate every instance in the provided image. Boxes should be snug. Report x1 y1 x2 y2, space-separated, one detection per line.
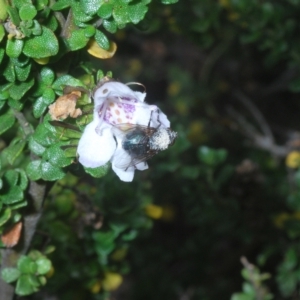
33 57 50 65
286 151 300 168
218 0 231 8
87 39 117 59
145 204 176 221
145 204 163 219
102 272 123 291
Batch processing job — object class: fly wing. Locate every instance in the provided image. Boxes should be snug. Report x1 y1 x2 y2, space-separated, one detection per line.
113 148 158 170
129 150 158 168
111 123 156 141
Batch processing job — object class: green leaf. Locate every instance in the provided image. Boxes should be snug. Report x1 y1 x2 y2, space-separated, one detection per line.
38 275 47 285
10 200 28 210
103 20 117 33
51 123 82 139
45 15 58 32
15 274 36 296
33 96 48 118
71 2 93 23
161 0 178 3
94 30 110 50
26 160 42 181
43 144 73 168
0 25 5 42
0 186 24 204
0 48 5 65
122 229 138 241
128 3 148 24
84 164 109 178
63 145 77 158
8 98 24 111
28 250 43 260
198 146 227 167
0 111 15 135
52 75 86 92
4 138 27 165
36 0 49 11
65 29 89 51
98 3 113 19
33 88 55 117
33 123 56 146
4 170 19 186
17 256 37 274
36 257 51 275
11 56 30 67
28 273 40 287
8 78 34 101
12 0 32 10
23 26 59 58
3 60 16 82
15 63 32 81
16 168 28 190
28 137 46 156
41 161 65 181
0 208 12 226
113 4 129 25
1 268 21 283
51 0 71 11
80 0 102 15
0 84 10 101
6 39 24 58
7 6 20 26
0 101 5 110
93 230 117 256
231 293 253 300
40 67 55 85
84 25 96 38
19 4 37 21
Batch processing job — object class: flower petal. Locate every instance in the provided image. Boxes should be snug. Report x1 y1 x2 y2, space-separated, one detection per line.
135 161 148 171
77 119 116 168
130 104 153 126
150 108 170 128
111 142 135 181
112 164 135 182
133 90 146 102
94 81 145 107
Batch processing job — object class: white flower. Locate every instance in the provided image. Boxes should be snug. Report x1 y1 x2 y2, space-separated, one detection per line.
77 79 172 182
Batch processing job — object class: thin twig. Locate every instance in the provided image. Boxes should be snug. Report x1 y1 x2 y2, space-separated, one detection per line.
12 109 34 136
228 89 290 158
233 91 274 144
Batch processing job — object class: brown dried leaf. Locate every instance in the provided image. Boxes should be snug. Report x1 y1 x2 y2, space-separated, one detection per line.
49 91 82 121
1 222 23 248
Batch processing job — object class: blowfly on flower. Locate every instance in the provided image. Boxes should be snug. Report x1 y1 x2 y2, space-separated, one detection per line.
77 78 177 182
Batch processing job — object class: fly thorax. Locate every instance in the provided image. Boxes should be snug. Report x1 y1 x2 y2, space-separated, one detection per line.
150 128 172 151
